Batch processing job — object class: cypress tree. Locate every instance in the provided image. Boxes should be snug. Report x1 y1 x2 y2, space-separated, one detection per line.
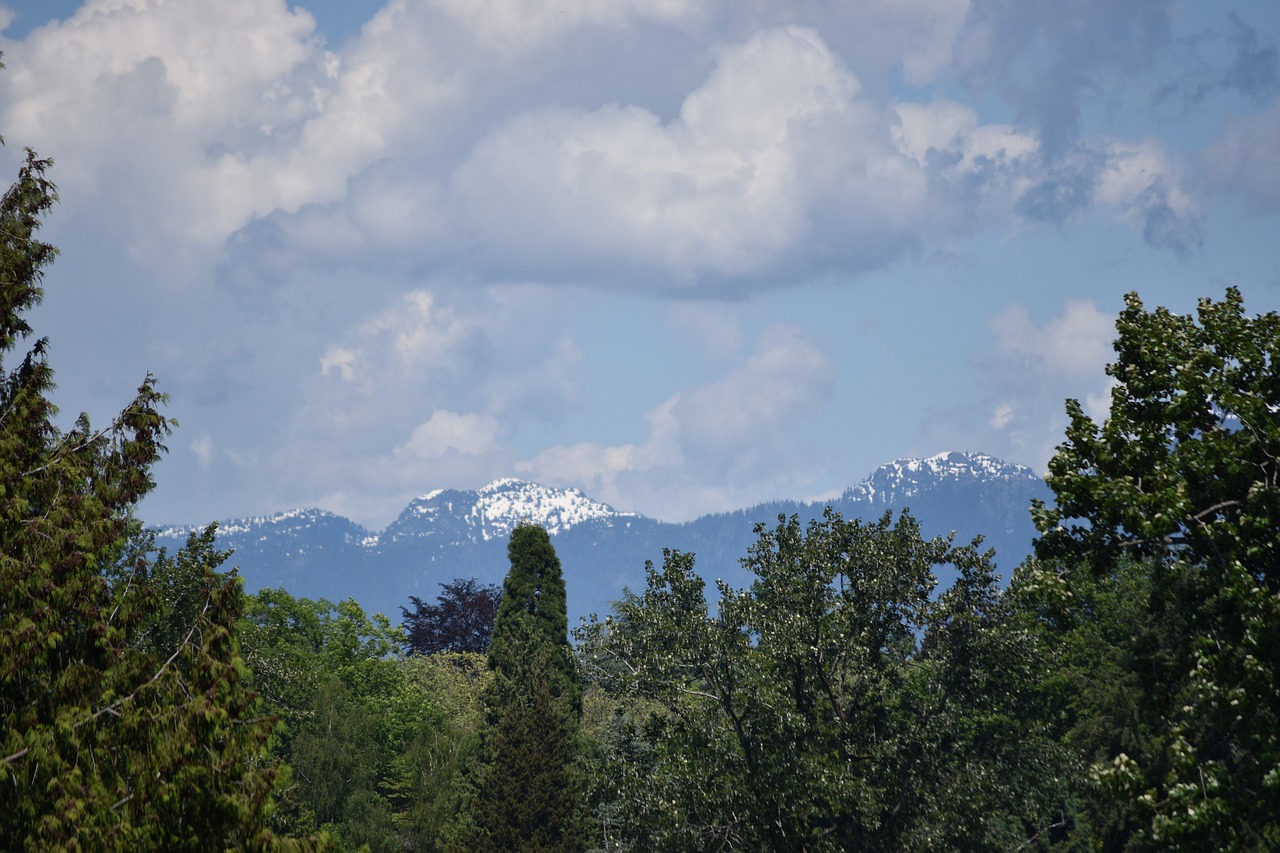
462 524 585 851
488 525 577 702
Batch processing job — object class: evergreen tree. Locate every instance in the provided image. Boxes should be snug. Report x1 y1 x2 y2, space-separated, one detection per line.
0 87 309 849
488 525 577 703
462 524 585 851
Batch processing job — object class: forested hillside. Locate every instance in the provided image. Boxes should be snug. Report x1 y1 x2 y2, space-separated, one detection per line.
3 87 1278 851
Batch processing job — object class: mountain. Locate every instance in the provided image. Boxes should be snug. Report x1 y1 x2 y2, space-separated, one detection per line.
154 452 1052 625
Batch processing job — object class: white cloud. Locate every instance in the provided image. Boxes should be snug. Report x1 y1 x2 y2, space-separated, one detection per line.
2 0 325 232
450 25 928 285
893 100 1039 170
892 98 1041 225
1092 138 1200 253
319 345 357 381
0 0 467 257
218 282 588 526
3 1 1244 534
890 101 1202 252
925 299 1117 472
1 6 1199 302
427 0 697 55
190 435 215 469
519 324 835 519
989 299 1115 380
400 410 501 457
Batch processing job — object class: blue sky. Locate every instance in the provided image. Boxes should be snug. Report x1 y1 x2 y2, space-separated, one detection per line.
2 0 1278 529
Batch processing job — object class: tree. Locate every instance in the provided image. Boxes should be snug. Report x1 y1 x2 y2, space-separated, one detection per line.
467 642 583 852
460 524 586 851
0 94 307 849
582 509 1068 851
239 589 444 851
487 525 577 701
403 578 502 655
1031 288 1280 848
394 652 493 850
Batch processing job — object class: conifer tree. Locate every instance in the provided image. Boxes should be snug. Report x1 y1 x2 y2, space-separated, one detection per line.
462 524 585 851
487 524 578 703
0 84 309 849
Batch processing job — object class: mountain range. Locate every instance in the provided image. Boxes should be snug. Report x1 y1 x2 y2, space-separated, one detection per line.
154 451 1054 625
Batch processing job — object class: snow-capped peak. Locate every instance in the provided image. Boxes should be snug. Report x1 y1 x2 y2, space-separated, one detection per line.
469 478 633 539
153 507 341 540
384 478 637 545
844 451 1039 504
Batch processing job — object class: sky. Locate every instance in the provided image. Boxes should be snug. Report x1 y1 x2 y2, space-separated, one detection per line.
1 0 1278 530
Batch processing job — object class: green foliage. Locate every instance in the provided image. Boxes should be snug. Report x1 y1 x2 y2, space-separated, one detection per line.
460 525 587 851
393 652 493 847
462 644 585 852
581 509 1068 851
239 589 450 851
489 524 578 705
0 114 309 849
1031 288 1280 849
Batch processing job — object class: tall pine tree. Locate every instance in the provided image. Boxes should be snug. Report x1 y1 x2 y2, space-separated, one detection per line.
461 524 585 851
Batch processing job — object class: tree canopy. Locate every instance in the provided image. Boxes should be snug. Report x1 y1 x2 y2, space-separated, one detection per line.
403 578 502 655
1030 288 1280 849
579 509 1068 851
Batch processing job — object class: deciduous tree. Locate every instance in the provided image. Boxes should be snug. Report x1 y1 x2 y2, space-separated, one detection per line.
582 509 1067 851
1032 288 1280 849
403 578 501 655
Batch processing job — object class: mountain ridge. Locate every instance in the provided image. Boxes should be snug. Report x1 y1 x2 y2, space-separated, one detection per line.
154 451 1053 623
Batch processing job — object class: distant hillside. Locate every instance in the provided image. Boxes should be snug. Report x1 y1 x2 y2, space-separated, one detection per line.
155 451 1052 624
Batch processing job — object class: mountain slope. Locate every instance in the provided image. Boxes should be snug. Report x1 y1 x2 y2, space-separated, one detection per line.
154 452 1051 624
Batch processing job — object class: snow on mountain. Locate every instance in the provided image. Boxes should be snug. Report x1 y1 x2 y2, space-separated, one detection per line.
155 507 368 542
470 478 637 538
383 478 637 545
150 452 1050 623
843 451 1040 506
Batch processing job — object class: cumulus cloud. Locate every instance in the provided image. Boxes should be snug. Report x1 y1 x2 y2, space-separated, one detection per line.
0 1 1242 532
925 299 1118 471
1 0 329 239
519 324 835 520
1092 139 1201 253
890 99 1200 252
2 7 1200 301
892 98 1040 226
400 411 501 457
186 282 587 526
450 25 922 286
